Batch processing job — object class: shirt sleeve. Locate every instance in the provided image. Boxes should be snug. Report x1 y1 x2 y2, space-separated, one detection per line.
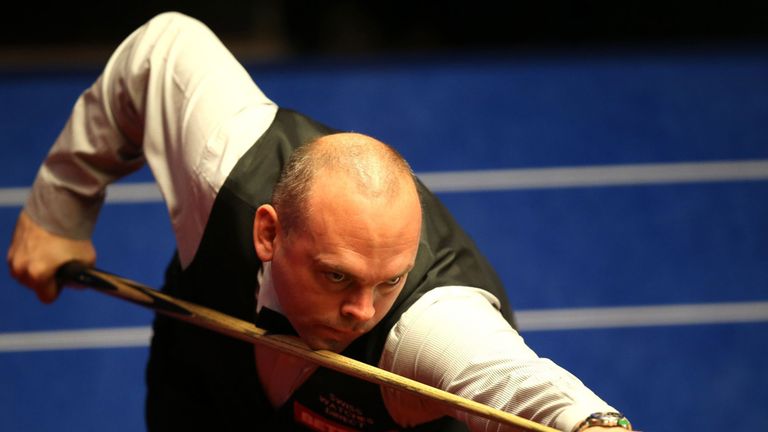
24 11 277 267
379 286 616 432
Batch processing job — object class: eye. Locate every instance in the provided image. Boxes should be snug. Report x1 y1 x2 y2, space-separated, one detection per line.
384 276 402 286
325 271 347 283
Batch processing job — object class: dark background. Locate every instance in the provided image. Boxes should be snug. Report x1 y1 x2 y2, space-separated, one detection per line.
2 2 768 432
2 1 768 63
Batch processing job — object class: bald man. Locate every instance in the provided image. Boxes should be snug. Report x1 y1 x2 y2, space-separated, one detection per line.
254 134 423 354
7 12 632 432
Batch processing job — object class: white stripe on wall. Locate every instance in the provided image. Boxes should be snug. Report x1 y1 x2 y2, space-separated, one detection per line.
2 301 767 352
0 326 152 352
516 301 768 331
103 183 164 203
419 159 768 192
2 159 768 207
0 183 164 207
0 187 31 207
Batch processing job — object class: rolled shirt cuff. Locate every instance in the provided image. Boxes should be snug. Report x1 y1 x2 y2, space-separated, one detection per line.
24 171 104 240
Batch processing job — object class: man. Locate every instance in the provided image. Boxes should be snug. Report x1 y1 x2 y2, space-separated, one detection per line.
7 12 632 432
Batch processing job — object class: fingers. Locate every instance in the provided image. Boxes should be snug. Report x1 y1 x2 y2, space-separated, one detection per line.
35 279 60 304
7 240 61 303
12 264 60 303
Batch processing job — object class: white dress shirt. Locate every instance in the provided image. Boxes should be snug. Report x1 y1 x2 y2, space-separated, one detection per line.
25 12 617 432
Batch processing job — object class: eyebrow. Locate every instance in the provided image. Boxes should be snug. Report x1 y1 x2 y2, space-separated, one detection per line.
313 258 415 281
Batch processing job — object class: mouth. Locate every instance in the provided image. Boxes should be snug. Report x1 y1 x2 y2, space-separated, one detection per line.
323 325 355 336
320 324 371 342
303 326 360 352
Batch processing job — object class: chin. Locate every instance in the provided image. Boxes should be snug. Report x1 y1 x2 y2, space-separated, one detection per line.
304 334 350 353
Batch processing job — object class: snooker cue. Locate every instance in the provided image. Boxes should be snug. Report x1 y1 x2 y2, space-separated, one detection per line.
56 261 559 432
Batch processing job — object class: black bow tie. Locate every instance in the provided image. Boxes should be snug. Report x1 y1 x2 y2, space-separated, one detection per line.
255 306 299 336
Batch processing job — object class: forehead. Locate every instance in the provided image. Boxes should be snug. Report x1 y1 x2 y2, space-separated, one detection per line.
300 173 422 272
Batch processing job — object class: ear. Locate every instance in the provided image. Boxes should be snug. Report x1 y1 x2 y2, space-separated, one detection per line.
254 204 279 262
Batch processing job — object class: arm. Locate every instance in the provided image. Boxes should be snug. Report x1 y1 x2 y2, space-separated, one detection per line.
379 286 629 432
7 12 277 301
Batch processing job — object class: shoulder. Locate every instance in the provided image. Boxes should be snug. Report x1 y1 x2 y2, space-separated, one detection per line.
401 285 502 325
382 286 521 374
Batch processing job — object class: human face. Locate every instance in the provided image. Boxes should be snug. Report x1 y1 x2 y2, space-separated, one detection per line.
255 177 422 352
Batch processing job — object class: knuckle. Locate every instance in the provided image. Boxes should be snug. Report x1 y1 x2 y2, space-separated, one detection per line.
27 261 53 283
8 258 27 280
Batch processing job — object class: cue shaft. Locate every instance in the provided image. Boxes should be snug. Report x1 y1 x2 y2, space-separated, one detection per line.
56 261 558 432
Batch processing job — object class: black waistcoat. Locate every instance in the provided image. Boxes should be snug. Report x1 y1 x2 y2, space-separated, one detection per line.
147 108 515 431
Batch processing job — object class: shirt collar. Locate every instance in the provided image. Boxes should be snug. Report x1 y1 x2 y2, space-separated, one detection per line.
257 261 284 314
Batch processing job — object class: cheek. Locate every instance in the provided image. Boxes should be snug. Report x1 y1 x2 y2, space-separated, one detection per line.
270 253 304 310
272 266 304 308
271 257 333 318
373 286 404 319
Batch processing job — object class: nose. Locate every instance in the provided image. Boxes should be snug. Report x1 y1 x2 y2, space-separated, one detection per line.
340 287 376 322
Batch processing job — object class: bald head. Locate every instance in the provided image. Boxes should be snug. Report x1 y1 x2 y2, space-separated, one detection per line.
254 133 423 351
272 133 420 234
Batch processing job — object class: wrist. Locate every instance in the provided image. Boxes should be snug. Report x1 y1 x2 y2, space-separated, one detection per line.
573 412 632 432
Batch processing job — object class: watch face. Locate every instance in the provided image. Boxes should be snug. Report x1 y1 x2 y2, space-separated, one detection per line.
582 412 632 430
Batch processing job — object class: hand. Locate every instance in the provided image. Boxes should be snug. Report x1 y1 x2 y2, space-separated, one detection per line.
7 210 96 303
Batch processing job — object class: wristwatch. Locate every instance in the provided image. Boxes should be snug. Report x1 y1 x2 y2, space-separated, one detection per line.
573 412 632 431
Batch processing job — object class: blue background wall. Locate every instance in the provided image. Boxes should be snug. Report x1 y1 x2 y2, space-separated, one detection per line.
2 45 767 431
